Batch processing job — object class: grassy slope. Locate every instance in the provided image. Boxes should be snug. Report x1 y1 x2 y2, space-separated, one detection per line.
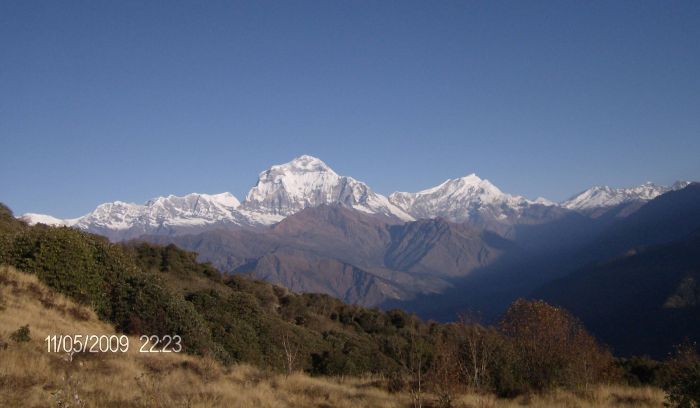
0 265 408 407
0 266 665 408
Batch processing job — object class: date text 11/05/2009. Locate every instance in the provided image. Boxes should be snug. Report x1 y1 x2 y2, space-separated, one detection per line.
45 335 182 353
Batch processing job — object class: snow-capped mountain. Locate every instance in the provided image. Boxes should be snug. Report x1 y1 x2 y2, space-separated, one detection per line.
21 156 413 240
388 174 554 224
241 155 413 221
20 213 74 227
21 192 243 240
562 181 691 211
19 154 695 241
76 192 241 229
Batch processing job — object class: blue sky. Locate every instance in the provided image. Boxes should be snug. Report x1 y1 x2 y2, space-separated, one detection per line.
1 1 699 218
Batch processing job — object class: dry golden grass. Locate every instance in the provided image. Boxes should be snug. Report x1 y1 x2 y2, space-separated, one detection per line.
0 265 667 407
456 385 665 407
0 266 408 407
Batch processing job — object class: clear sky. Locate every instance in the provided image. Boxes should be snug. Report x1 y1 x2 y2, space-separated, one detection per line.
1 1 699 218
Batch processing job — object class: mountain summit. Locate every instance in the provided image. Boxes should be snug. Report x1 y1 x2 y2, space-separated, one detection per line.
241 155 412 221
389 174 554 226
561 181 691 211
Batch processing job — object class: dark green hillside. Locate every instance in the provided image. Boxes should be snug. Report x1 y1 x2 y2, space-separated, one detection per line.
0 203 418 374
0 204 218 355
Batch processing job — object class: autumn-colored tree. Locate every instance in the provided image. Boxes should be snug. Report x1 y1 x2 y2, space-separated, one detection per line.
426 331 462 407
499 299 614 392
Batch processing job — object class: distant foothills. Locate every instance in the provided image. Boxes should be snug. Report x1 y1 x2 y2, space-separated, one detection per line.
14 155 700 357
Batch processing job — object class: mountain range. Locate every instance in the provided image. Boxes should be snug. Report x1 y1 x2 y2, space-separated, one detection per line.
389 183 700 321
20 155 688 240
16 155 700 356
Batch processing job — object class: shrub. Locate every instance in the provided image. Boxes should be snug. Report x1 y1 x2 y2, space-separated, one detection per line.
618 356 663 386
10 324 30 343
663 342 700 408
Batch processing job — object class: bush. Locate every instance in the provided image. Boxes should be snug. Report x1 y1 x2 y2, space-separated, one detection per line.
618 356 663 386
10 325 31 343
663 342 700 408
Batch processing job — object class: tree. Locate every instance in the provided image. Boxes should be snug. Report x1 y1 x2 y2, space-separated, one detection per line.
281 332 299 376
396 330 430 408
499 299 613 392
426 331 461 408
456 314 502 393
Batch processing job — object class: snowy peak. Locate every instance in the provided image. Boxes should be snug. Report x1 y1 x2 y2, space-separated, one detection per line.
21 213 76 227
275 154 333 173
242 155 413 221
561 181 690 211
389 174 548 223
430 175 508 203
244 155 341 213
672 181 692 191
22 192 244 240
